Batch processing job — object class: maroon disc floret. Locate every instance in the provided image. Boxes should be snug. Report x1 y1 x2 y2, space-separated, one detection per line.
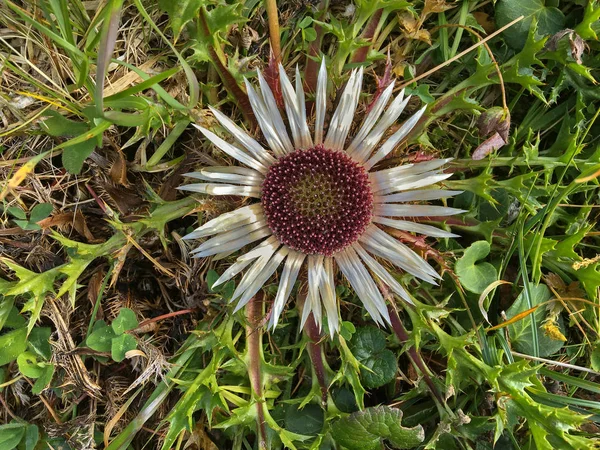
261 145 373 256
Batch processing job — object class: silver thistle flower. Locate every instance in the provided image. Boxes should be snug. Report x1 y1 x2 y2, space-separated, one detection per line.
181 61 463 335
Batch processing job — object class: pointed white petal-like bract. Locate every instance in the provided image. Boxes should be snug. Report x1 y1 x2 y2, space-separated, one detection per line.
233 246 289 312
270 250 305 330
372 172 453 195
314 59 327 145
373 216 459 238
178 183 261 198
193 124 268 173
352 92 411 163
359 225 439 283
245 78 288 157
191 221 269 255
320 257 339 336
374 204 466 217
208 106 276 167
374 189 462 203
184 166 264 186
228 238 280 302
183 204 264 240
324 68 363 151
256 70 294 154
302 255 324 330
352 242 414 306
192 227 271 258
346 81 396 156
364 105 427 170
335 247 390 325
295 66 313 149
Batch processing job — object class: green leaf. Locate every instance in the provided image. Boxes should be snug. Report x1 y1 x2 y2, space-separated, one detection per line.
24 424 39 450
507 284 565 357
330 405 424 450
350 327 398 389
111 308 138 334
0 423 25 450
284 404 324 436
86 321 117 353
40 111 89 137
31 364 55 395
62 139 97 175
2 259 58 335
455 241 498 294
29 203 53 223
0 327 28 366
495 0 565 50
158 0 202 39
17 352 44 378
111 333 137 362
28 327 52 360
6 207 27 220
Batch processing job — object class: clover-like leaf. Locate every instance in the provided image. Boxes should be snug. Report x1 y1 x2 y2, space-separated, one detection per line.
111 333 137 362
86 321 117 353
330 405 424 450
111 308 138 334
455 241 497 294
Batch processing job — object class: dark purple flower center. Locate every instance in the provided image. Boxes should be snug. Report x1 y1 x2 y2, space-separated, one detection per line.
261 146 373 256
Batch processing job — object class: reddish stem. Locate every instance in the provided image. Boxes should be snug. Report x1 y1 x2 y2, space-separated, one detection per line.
304 313 328 407
351 9 383 64
246 295 268 449
387 305 445 405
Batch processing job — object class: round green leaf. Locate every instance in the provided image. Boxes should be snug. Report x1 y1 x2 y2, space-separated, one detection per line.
17 352 44 378
86 322 117 353
112 308 138 334
361 349 398 389
111 333 137 362
455 241 498 294
284 404 324 436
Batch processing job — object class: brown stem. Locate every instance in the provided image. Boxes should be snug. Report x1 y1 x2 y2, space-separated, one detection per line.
387 305 445 405
304 313 328 407
264 0 281 62
351 9 383 64
198 8 256 127
304 0 327 93
246 295 268 449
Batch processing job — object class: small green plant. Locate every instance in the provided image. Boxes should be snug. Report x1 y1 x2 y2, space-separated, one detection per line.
86 308 139 362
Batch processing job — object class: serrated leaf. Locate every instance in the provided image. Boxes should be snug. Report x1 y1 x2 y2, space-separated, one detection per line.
0 327 27 366
330 405 424 450
112 308 138 334
111 333 137 362
158 0 202 39
507 283 565 357
455 241 498 294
